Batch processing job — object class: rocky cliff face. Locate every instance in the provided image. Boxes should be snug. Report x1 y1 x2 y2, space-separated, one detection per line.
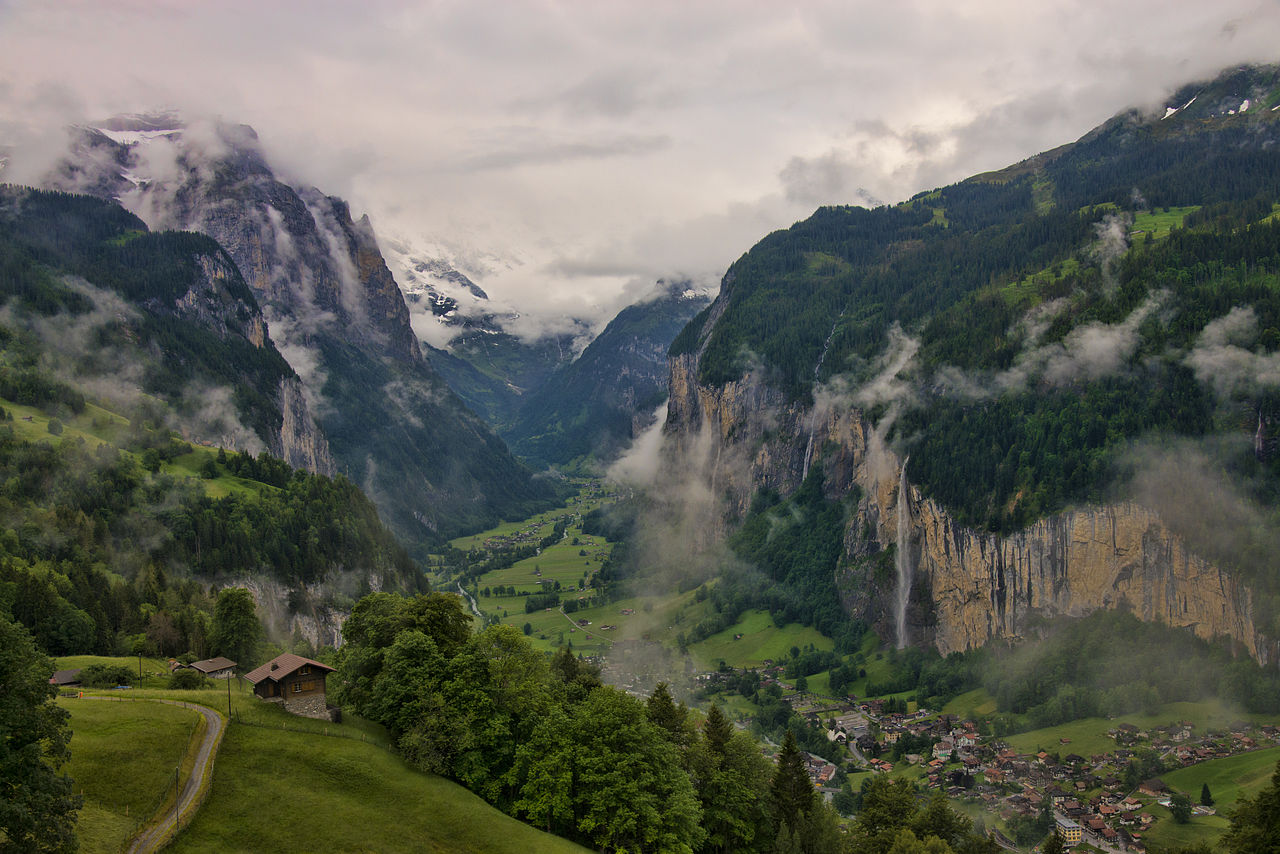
666 290 1270 661
276 378 335 475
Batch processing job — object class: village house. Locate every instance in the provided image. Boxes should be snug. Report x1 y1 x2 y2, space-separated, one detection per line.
48 669 82 688
244 653 337 720
175 656 237 679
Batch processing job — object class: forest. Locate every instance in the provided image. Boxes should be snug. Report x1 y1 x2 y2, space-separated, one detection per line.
330 589 1000 854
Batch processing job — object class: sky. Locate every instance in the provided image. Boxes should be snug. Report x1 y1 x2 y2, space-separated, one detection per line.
2 0 1280 333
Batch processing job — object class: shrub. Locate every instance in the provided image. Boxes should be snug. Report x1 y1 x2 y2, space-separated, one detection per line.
168 669 211 690
79 664 134 688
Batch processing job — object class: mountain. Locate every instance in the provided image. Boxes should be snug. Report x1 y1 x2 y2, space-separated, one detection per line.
384 238 588 428
30 115 559 547
504 280 711 469
662 64 1280 661
0 184 430 649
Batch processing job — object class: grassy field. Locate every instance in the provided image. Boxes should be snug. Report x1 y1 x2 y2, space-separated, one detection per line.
1002 699 1277 758
1163 746 1280 810
1132 205 1199 239
1 395 273 500
1142 747 1280 850
167 718 592 853
687 609 834 670
61 699 204 854
943 688 998 719
438 480 630 656
61 678 589 853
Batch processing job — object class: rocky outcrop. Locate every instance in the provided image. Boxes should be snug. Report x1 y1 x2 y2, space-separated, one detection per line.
665 331 1269 661
275 378 334 475
230 576 353 650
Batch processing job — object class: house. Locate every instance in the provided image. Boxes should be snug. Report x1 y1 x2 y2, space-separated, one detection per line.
179 656 237 679
1138 778 1168 798
244 653 336 720
49 669 82 687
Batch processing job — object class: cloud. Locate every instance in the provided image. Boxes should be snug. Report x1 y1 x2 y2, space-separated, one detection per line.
939 292 1165 398
1 1 1279 323
1187 306 1280 398
458 130 672 172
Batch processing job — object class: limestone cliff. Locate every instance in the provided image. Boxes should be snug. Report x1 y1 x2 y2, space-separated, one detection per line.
665 304 1269 661
276 378 335 476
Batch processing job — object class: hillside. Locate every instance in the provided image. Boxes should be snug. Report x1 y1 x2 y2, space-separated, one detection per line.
54 676 590 854
662 63 1280 659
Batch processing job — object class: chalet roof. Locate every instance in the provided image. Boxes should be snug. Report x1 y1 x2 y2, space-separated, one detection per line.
243 653 334 686
186 656 237 674
49 669 82 686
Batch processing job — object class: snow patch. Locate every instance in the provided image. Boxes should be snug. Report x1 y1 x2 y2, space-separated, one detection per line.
94 128 180 146
1162 106 1179 120
1241 99 1251 112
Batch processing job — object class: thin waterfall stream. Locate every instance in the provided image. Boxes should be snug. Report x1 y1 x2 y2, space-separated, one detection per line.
894 457 912 649
801 321 840 480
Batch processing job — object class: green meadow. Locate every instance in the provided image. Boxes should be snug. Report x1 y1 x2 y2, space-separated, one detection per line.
167 717 592 853
687 609 834 670
1003 699 1277 759
60 698 204 854
58 673 590 854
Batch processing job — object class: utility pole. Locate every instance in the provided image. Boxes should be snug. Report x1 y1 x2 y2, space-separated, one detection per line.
227 674 232 718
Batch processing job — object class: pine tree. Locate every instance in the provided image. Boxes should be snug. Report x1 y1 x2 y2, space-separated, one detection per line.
770 729 815 834
1202 782 1215 806
704 702 733 757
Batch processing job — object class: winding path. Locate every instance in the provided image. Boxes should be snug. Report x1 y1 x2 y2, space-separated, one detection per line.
81 697 225 854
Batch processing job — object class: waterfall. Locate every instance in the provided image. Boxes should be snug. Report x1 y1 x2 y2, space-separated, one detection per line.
894 457 912 649
802 321 841 480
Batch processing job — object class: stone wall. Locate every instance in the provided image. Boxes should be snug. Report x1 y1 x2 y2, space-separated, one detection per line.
283 693 331 720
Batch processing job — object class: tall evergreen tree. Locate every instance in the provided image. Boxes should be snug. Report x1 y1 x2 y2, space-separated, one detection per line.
209 587 262 667
704 702 733 756
770 729 815 834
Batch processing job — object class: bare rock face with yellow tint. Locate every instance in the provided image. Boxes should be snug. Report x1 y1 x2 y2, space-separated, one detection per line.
666 313 1268 660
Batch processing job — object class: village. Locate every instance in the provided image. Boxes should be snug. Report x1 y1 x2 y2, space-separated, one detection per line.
700 663 1280 853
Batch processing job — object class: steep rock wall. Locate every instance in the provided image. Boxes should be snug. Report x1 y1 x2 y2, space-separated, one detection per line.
276 378 335 475
666 348 1269 660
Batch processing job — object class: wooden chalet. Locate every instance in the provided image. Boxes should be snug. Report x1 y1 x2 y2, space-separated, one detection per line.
244 653 336 720
49 669 82 687
179 656 237 679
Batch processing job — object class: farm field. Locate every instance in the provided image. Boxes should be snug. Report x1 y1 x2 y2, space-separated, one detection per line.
1004 700 1279 758
687 609 834 670
1162 746 1280 812
58 678 590 853
60 698 204 854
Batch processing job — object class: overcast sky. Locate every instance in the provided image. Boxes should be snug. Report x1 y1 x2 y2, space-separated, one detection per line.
3 0 1280 329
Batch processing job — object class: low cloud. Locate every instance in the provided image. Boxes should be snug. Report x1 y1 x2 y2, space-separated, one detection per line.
939 292 1164 398
1186 306 1280 398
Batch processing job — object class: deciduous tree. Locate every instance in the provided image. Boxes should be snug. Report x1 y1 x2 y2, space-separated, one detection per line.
0 615 81 852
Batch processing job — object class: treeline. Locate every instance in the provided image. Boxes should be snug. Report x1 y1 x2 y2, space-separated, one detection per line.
0 416 417 660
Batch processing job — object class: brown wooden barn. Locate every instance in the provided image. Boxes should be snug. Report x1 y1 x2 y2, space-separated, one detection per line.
244 653 336 720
